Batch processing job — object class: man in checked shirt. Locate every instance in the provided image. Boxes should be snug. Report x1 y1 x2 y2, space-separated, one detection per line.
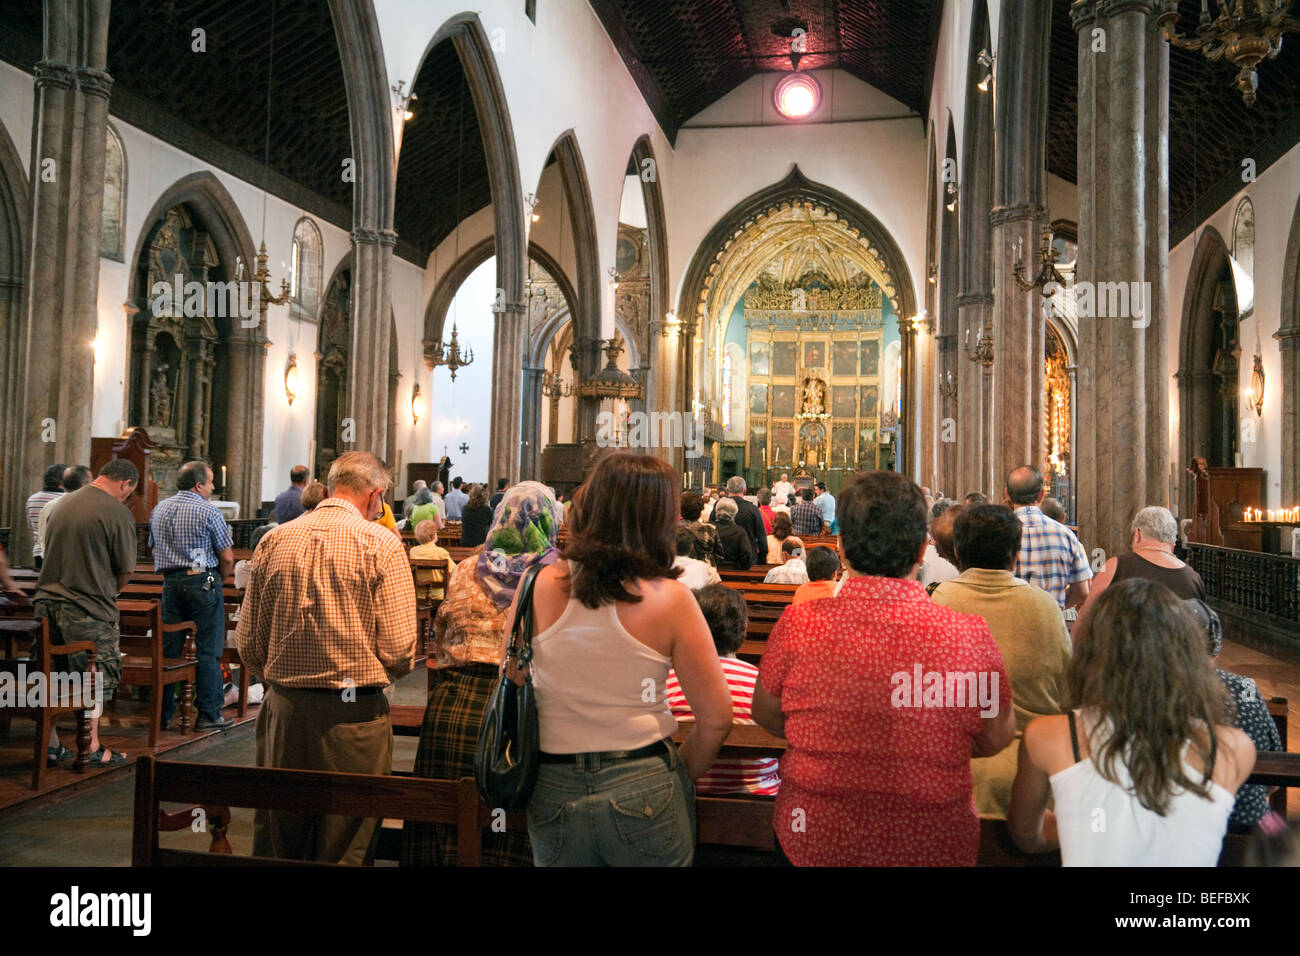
237 451 418 864
149 461 235 731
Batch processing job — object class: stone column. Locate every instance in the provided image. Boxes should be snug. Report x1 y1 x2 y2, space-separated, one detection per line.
645 322 677 463
520 361 543 479
224 337 267 514
936 333 958 496
955 292 992 497
488 299 527 484
345 227 396 465
1279 326 1300 503
1073 0 1170 557
10 0 113 562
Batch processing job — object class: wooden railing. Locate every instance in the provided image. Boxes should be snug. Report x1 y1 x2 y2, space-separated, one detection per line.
1186 543 1300 647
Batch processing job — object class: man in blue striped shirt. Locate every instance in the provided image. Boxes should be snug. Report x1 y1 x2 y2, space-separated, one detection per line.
1006 465 1092 610
149 461 235 730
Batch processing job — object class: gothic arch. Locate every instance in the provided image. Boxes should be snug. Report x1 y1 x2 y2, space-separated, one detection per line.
0 116 30 532
1177 226 1233 516
1278 192 1300 502
541 130 602 367
100 122 126 261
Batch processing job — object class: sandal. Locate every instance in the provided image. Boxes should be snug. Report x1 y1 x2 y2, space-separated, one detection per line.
46 744 73 766
86 746 128 767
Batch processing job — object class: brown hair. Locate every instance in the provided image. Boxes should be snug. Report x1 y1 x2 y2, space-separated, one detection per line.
771 511 793 541
467 483 489 510
1068 578 1233 815
561 452 681 607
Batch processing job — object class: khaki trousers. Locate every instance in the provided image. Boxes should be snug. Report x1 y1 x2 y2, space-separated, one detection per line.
252 684 392 865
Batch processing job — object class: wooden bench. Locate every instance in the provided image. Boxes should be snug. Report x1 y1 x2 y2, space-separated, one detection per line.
0 617 96 788
116 600 198 745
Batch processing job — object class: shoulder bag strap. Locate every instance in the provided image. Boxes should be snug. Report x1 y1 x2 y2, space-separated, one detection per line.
507 563 546 672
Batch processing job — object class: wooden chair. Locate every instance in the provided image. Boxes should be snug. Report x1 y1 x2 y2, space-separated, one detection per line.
115 599 197 746
132 756 490 866
0 617 96 788
410 557 451 658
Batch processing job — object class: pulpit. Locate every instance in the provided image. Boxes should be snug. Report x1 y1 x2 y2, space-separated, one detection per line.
91 427 158 523
1188 458 1266 550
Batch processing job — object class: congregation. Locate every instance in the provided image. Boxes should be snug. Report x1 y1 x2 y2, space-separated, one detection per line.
1 449 1283 868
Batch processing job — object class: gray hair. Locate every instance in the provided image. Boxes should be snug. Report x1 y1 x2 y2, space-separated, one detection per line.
327 452 391 496
433 481 444 494
725 475 746 495
713 497 739 521
1132 505 1177 545
412 479 427 491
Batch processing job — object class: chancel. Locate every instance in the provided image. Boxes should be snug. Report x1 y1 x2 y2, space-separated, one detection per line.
0 0 1297 879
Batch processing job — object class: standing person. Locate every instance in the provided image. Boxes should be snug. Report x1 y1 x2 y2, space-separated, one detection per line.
404 482 560 867
35 459 140 766
401 479 428 520
273 466 309 524
772 473 795 506
752 471 1014 865
237 451 418 864
679 491 721 565
673 528 722 590
149 461 236 731
489 477 509 513
767 511 794 563
790 487 822 536
300 480 327 512
428 481 446 522
519 452 732 867
725 476 766 559
813 480 836 534
920 499 960 591
26 463 67 569
757 489 776 535
763 538 808 584
1008 580 1255 865
408 487 444 531
459 484 494 548
1080 506 1204 620
444 476 469 520
711 498 756 571
36 465 91 562
1006 465 1092 610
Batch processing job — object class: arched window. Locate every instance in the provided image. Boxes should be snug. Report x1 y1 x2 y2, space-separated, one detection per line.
100 124 125 260
291 217 323 319
1232 197 1255 279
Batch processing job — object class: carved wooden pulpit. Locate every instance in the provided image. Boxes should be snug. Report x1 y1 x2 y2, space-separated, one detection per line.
91 427 158 522
1188 457 1265 550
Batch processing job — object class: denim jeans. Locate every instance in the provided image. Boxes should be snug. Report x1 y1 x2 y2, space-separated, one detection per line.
160 571 226 723
526 744 697 866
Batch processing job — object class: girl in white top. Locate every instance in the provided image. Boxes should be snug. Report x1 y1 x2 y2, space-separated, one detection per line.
1008 579 1255 866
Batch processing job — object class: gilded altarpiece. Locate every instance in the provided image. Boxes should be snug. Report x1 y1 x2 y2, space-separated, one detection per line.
745 279 887 478
129 206 223 497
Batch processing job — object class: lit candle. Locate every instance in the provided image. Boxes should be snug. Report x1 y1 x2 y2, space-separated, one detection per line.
221 465 227 488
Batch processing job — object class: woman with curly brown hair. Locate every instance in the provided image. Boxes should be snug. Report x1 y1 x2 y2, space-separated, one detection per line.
1008 578 1256 865
513 452 732 866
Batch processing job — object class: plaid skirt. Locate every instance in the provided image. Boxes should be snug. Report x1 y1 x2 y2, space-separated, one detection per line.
400 663 534 867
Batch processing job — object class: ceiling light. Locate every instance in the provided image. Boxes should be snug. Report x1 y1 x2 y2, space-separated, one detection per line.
774 73 821 120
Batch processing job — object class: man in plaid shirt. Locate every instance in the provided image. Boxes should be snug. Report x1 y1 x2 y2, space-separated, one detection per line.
790 487 822 537
238 451 418 864
150 461 234 730
1006 465 1092 610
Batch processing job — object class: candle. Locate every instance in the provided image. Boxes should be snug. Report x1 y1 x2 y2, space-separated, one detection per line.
221 465 227 488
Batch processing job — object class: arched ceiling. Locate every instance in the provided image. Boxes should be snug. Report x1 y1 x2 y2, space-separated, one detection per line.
0 0 352 230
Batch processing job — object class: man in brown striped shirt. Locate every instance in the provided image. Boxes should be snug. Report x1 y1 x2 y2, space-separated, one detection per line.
237 451 418 864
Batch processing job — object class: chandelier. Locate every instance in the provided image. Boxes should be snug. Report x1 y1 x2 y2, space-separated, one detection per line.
577 336 642 400
1157 0 1300 106
1013 227 1066 296
427 323 474 381
541 370 574 398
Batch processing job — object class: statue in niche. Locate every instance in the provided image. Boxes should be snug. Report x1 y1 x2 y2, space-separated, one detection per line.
801 377 826 416
150 365 173 428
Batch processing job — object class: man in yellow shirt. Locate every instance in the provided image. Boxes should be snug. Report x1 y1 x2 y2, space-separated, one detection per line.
373 499 401 538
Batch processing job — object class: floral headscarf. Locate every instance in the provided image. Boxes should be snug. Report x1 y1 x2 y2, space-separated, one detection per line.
474 481 562 609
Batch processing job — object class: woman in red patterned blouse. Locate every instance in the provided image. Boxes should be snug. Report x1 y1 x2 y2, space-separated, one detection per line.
753 471 1015 866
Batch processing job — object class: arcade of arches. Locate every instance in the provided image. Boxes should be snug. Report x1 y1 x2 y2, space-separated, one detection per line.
0 0 1299 866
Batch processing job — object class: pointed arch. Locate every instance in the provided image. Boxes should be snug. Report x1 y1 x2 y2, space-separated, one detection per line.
0 115 30 533
1277 193 1300 502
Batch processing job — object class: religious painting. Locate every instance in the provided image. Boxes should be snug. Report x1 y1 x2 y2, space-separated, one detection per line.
749 424 767 468
833 340 857 376
803 340 827 370
860 385 878 418
832 423 856 468
770 421 794 464
860 426 877 448
832 385 857 420
770 384 795 418
860 339 880 376
772 341 798 377
749 341 770 378
749 384 767 415
798 420 827 464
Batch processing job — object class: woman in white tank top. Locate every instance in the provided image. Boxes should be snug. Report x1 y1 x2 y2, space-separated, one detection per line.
1007 579 1255 866
507 453 733 866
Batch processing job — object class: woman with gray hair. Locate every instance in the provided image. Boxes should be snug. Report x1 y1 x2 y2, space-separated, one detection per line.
712 497 756 571
1080 505 1205 619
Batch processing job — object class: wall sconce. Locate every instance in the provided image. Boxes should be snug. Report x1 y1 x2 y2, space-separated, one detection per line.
391 80 417 121
945 181 959 213
1250 354 1265 417
524 192 540 223
411 382 425 425
607 266 620 291
284 352 300 405
976 49 993 92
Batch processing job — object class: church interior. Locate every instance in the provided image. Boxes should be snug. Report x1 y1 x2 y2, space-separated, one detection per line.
0 0 1299 878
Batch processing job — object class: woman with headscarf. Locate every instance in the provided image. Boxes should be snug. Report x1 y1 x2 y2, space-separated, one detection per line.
401 481 561 867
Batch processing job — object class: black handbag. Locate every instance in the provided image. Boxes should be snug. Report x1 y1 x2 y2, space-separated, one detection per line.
474 563 544 812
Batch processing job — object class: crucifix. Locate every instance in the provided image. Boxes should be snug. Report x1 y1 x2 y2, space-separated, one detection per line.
459 442 469 455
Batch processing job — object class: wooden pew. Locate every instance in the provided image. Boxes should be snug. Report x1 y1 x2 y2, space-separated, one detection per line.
116 600 198 745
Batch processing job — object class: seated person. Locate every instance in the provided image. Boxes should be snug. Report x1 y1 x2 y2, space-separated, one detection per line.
931 505 1071 818
764 538 807 584
793 546 840 605
673 527 721 590
665 584 780 796
409 519 457 601
1183 598 1283 833
711 498 755 571
924 504 963 595
921 500 961 590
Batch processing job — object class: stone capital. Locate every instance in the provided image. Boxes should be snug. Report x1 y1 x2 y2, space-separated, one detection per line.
350 227 398 247
33 61 76 90
989 203 1048 227
1274 326 1300 349
77 68 114 99
1070 0 1098 29
955 291 994 308
1098 0 1160 18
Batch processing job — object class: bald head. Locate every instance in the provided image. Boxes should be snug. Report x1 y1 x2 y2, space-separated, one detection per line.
931 504 963 567
1006 466 1045 506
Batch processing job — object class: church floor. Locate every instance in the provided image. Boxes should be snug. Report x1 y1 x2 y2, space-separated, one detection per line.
0 640 1297 867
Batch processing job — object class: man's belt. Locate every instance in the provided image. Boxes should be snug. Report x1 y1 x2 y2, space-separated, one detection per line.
159 567 215 576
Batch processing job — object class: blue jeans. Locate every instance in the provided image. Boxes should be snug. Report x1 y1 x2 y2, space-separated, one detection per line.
526 744 697 866
160 571 226 723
